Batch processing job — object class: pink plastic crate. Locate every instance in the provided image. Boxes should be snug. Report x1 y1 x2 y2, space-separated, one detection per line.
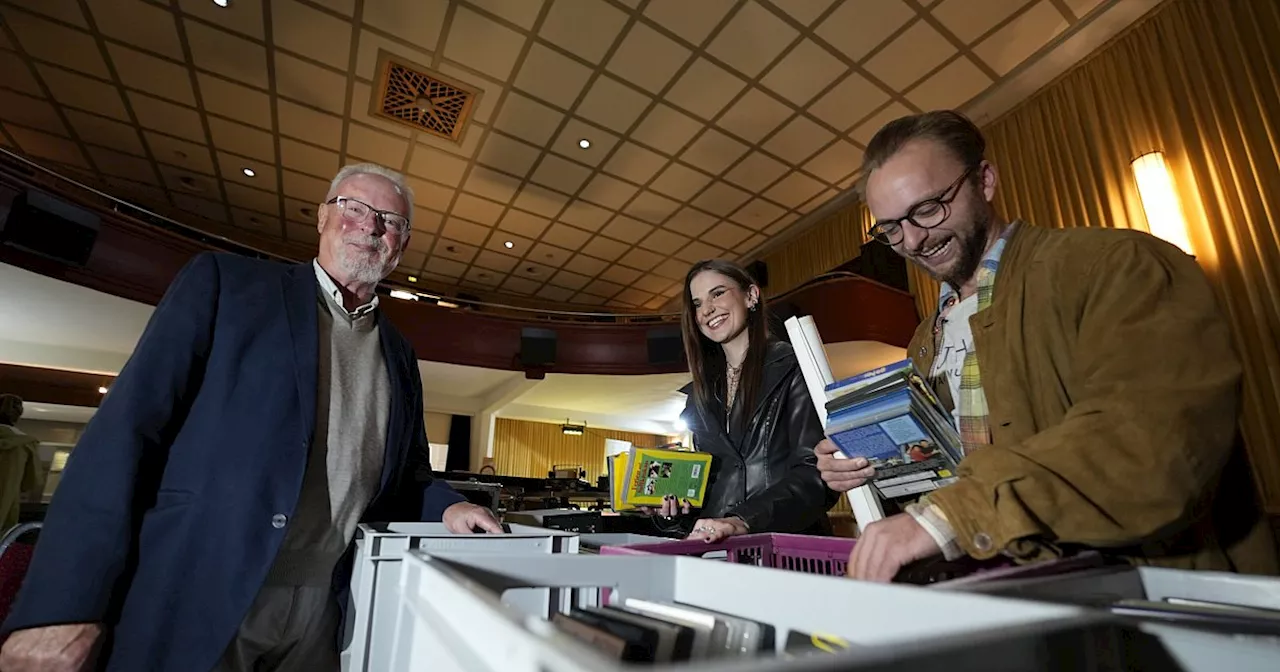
600 533 855 576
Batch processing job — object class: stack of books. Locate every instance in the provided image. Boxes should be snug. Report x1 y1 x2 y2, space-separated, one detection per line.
608 446 713 512
824 359 963 500
784 315 884 530
552 598 773 662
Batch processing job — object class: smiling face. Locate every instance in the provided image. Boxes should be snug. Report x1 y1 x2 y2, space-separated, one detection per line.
316 172 410 287
865 138 998 290
688 270 757 345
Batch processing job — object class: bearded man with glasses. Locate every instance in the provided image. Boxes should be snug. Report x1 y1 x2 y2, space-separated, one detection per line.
816 111 1277 583
0 164 502 672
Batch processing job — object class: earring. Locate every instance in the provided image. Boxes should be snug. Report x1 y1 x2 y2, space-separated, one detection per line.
748 303 757 312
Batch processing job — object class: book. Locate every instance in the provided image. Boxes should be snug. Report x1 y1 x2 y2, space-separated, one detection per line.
824 358 963 501
609 446 713 511
783 316 884 532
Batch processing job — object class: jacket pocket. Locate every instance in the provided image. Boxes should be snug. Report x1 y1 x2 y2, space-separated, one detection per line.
152 488 194 511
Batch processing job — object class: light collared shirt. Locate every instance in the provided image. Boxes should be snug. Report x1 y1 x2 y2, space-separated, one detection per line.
312 259 378 319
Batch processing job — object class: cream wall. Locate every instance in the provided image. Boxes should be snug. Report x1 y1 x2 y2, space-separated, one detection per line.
424 411 453 446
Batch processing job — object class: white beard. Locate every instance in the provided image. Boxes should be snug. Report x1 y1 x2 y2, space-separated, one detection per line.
336 236 397 285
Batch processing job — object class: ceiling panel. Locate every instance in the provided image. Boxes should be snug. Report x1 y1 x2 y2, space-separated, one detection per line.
0 0 1128 312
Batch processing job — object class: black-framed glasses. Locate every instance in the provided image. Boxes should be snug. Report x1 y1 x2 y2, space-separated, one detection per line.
325 196 411 234
868 165 978 246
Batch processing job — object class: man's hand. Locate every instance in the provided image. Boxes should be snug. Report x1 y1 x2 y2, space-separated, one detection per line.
441 501 504 533
816 439 875 491
0 623 104 672
686 516 748 544
847 513 942 582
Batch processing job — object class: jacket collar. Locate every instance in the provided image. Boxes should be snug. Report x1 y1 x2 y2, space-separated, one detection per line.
677 339 795 394
681 339 798 433
936 221 1019 309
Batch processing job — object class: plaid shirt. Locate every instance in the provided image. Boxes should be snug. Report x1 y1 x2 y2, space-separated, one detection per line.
935 222 1019 455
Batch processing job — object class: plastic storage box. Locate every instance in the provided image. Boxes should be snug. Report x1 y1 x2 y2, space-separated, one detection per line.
341 522 578 672
385 551 1279 672
601 532 855 576
945 564 1280 635
576 532 667 554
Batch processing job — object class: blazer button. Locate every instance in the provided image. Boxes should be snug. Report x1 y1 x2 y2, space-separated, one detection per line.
272 513 288 529
973 532 993 552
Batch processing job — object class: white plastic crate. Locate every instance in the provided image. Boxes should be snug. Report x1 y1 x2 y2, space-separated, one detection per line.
575 532 668 554
386 552 1280 672
385 551 1078 672
340 522 578 672
952 564 1280 609
945 564 1280 635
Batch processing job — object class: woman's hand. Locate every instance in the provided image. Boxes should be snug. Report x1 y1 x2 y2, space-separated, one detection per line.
686 516 749 543
637 495 691 517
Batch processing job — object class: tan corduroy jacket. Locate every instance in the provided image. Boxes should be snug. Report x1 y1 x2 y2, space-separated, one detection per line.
913 223 1278 575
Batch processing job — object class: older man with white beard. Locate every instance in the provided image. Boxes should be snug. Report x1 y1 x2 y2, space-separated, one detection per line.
0 163 502 672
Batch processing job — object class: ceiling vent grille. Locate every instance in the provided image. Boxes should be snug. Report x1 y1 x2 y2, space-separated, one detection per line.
371 51 481 142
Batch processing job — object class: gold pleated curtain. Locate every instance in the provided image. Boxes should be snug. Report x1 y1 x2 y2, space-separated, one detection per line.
490 417 671 480
891 0 1280 511
759 202 869 297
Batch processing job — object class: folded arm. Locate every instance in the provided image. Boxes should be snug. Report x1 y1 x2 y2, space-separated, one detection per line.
929 239 1241 559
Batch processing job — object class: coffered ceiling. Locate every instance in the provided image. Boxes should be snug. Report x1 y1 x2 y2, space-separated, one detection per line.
0 0 1120 310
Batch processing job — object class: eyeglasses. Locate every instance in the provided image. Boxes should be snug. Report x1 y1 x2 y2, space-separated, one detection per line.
325 196 410 234
867 165 978 246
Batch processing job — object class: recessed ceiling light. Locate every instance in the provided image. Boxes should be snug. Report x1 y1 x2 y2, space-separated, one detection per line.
213 0 230 7
408 275 418 283
578 138 591 149
504 241 514 249
242 167 256 177
98 386 109 394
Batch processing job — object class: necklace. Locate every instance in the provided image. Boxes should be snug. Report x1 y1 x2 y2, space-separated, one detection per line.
726 362 742 411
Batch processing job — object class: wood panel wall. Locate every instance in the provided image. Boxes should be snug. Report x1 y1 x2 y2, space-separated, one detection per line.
490 417 671 481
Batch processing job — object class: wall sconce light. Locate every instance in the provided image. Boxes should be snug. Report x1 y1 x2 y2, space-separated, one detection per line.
561 420 585 436
1131 151 1194 256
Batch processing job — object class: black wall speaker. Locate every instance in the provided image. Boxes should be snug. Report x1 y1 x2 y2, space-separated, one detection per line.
519 327 557 367
0 189 101 267
747 259 769 288
646 325 684 365
855 240 909 292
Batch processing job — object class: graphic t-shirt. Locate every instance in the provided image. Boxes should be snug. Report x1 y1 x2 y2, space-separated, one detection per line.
930 292 980 427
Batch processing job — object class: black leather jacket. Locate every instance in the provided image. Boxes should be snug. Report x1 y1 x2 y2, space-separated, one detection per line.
682 341 838 534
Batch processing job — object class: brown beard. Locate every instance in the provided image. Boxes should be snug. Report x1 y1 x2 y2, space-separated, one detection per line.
938 206 992 290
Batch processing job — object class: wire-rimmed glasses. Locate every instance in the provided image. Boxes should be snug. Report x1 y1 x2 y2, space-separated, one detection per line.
325 196 410 234
867 165 978 246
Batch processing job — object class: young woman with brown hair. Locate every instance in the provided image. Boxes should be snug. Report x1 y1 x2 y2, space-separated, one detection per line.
653 260 836 542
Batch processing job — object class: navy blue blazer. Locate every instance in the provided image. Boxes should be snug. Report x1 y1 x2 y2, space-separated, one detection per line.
1 253 465 671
